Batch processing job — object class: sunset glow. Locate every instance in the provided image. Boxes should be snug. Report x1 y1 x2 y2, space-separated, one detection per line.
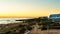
0 0 60 18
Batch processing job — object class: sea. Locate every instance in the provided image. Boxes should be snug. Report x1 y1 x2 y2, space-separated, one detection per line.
0 18 31 24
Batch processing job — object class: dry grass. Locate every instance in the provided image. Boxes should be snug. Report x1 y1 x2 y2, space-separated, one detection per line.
28 24 60 34
29 29 60 34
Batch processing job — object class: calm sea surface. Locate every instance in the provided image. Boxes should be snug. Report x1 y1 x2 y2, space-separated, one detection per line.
0 18 31 24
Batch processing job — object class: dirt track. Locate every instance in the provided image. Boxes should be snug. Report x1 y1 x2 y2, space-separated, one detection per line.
28 24 60 34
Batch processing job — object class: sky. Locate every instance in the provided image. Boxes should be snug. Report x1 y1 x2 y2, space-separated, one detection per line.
0 0 60 18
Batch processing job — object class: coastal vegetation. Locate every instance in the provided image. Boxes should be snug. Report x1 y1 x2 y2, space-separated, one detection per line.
0 17 60 34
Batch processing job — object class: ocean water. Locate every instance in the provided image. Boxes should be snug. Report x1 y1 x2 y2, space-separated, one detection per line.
0 18 31 24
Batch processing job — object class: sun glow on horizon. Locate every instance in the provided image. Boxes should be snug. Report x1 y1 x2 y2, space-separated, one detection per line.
0 0 60 18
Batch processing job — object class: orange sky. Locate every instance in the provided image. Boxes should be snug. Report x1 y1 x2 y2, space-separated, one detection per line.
0 0 60 18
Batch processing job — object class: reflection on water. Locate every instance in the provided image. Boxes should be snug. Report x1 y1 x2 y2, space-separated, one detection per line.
0 18 30 24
